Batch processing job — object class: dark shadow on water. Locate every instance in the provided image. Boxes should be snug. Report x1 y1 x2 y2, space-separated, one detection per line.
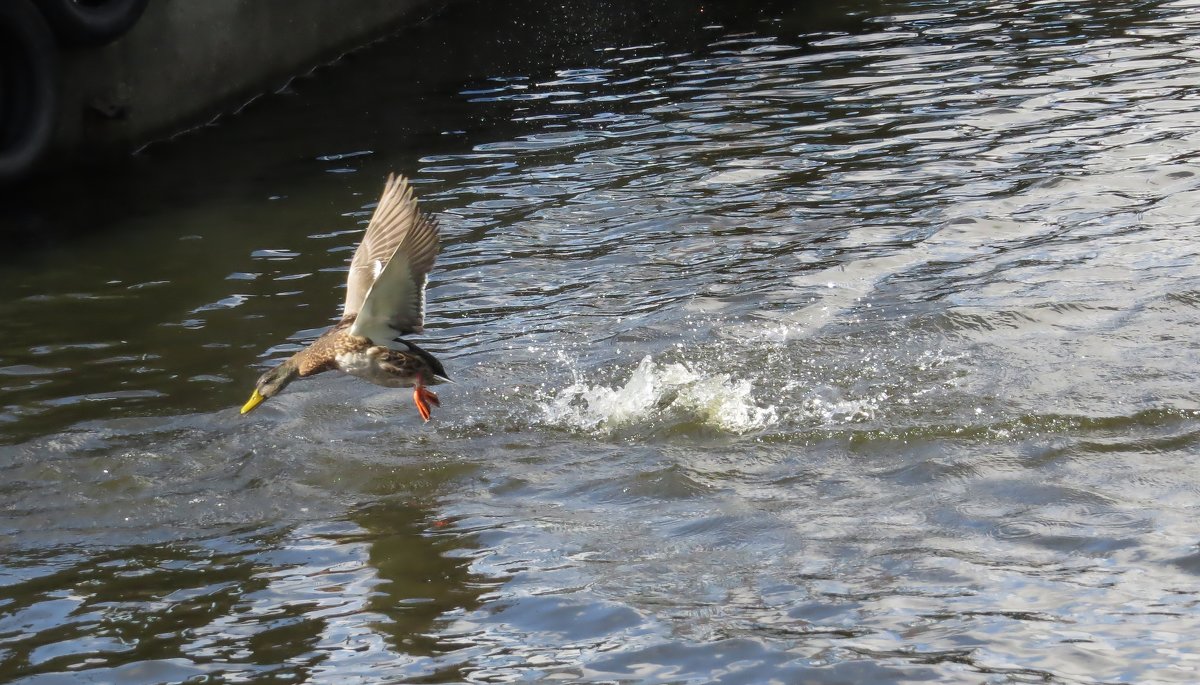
352 501 497 658
0 0 879 248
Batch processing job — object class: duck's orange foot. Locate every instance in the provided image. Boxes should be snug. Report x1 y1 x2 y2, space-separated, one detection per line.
413 386 441 422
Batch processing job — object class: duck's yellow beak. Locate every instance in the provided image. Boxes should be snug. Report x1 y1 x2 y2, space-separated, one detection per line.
241 389 266 414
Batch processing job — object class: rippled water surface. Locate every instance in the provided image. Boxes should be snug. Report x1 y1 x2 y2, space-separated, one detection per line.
5 0 1200 682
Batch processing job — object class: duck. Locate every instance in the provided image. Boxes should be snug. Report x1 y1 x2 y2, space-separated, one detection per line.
240 173 449 421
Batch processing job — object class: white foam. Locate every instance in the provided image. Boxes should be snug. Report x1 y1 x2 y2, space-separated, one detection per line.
801 394 886 425
541 356 777 435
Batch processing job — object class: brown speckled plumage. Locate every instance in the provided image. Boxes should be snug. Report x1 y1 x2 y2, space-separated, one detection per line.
241 174 449 420
292 319 360 377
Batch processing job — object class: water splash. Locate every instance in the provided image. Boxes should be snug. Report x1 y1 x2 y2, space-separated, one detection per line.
799 392 886 425
541 356 777 435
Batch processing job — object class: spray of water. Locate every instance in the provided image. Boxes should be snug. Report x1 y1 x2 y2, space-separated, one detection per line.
540 355 778 435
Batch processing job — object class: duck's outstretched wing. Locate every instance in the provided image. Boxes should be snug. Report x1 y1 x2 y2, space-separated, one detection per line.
342 174 440 343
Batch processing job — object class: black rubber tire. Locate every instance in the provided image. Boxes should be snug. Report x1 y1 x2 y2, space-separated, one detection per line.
0 0 59 185
33 0 149 47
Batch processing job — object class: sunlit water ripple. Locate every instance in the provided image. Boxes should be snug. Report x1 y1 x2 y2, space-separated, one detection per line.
4 0 1200 682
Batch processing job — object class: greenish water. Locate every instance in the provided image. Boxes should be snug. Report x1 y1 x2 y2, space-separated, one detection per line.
4 0 1200 682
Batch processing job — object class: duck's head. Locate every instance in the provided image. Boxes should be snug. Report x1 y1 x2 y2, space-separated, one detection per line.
241 359 300 414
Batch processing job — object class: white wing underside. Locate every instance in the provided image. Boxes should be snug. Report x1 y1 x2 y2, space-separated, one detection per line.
342 174 440 345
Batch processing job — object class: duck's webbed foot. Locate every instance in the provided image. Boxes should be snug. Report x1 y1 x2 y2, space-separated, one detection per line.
413 385 441 422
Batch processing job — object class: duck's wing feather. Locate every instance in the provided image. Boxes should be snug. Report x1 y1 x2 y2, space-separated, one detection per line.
342 174 440 342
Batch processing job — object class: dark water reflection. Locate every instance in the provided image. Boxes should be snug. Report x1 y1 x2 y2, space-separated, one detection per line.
0 502 491 683
5 0 1200 682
